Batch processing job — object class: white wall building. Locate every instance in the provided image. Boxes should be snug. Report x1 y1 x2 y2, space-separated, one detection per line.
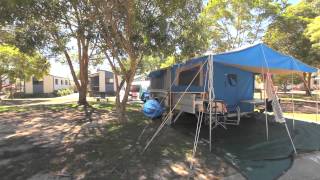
25 74 73 94
89 70 117 96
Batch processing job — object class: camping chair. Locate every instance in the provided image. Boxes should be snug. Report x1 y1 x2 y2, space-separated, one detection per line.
204 100 241 128
224 104 241 126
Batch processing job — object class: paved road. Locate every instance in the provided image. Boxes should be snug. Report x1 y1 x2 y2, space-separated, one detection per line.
279 152 320 180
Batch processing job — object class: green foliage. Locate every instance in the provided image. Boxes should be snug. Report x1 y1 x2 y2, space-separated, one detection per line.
54 88 74 97
160 56 176 69
305 16 320 50
264 1 320 66
0 44 49 83
137 56 162 74
138 55 177 73
273 74 302 90
202 0 281 52
96 0 207 72
11 92 54 98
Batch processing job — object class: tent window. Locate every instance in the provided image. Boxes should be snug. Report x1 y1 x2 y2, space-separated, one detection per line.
226 74 238 87
151 76 164 89
178 65 201 86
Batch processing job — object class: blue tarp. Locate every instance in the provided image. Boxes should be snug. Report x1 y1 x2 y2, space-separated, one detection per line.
213 43 317 73
143 99 164 118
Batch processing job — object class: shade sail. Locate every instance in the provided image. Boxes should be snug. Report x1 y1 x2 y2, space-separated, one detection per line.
212 43 317 74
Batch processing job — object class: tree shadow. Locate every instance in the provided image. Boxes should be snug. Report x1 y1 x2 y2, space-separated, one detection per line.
0 104 232 180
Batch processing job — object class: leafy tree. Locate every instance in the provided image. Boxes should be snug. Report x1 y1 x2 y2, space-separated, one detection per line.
0 44 49 92
94 0 205 121
160 56 176 69
263 1 320 94
4 0 103 105
305 16 320 50
202 0 281 52
273 74 302 93
137 56 162 75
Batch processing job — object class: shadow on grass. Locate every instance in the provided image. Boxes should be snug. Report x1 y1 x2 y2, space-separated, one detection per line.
0 102 226 179
0 99 49 106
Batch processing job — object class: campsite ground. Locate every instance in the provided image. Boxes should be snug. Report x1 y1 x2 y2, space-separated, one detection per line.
1 95 320 180
0 96 239 180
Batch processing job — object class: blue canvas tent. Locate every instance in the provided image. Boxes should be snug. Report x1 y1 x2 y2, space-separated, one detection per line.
148 43 317 113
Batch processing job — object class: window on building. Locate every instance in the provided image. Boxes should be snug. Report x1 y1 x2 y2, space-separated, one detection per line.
106 78 114 84
69 80 71 85
33 77 43 85
65 80 68 85
61 80 63 85
55 79 58 85
177 65 201 86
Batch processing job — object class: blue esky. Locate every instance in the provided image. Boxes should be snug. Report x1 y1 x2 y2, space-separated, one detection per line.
50 0 301 78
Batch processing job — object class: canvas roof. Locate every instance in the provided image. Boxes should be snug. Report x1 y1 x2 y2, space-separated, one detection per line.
149 43 317 77
212 43 317 74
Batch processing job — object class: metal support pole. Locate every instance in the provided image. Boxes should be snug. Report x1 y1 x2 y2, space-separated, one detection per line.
263 74 269 141
284 122 297 155
291 72 295 130
172 110 183 124
260 45 270 141
208 56 214 151
317 78 319 122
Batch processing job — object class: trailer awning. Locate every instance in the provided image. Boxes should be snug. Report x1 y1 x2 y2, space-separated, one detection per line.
212 43 317 74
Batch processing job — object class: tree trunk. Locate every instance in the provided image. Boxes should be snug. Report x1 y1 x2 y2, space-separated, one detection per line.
303 72 312 96
78 86 87 105
307 72 311 92
78 49 89 106
114 76 129 123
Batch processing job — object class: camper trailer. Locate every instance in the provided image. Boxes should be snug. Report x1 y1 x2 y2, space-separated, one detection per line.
148 57 252 124
149 44 317 119
147 43 317 151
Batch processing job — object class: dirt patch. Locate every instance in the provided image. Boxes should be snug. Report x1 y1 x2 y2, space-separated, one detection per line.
0 104 238 180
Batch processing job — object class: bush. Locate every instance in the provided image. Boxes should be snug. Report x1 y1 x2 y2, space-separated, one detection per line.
54 88 74 97
11 92 54 98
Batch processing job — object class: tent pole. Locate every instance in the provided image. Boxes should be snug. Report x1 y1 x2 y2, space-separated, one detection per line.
317 76 319 122
285 122 297 154
209 55 213 152
263 73 269 141
189 60 209 171
143 60 208 153
260 44 270 141
169 68 172 123
291 72 295 130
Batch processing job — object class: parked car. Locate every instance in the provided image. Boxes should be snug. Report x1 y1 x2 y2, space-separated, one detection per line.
129 84 141 101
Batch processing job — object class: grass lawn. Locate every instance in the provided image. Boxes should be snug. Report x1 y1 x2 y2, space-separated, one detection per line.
283 113 320 123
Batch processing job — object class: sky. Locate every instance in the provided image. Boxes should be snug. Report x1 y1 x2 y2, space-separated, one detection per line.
49 0 302 79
